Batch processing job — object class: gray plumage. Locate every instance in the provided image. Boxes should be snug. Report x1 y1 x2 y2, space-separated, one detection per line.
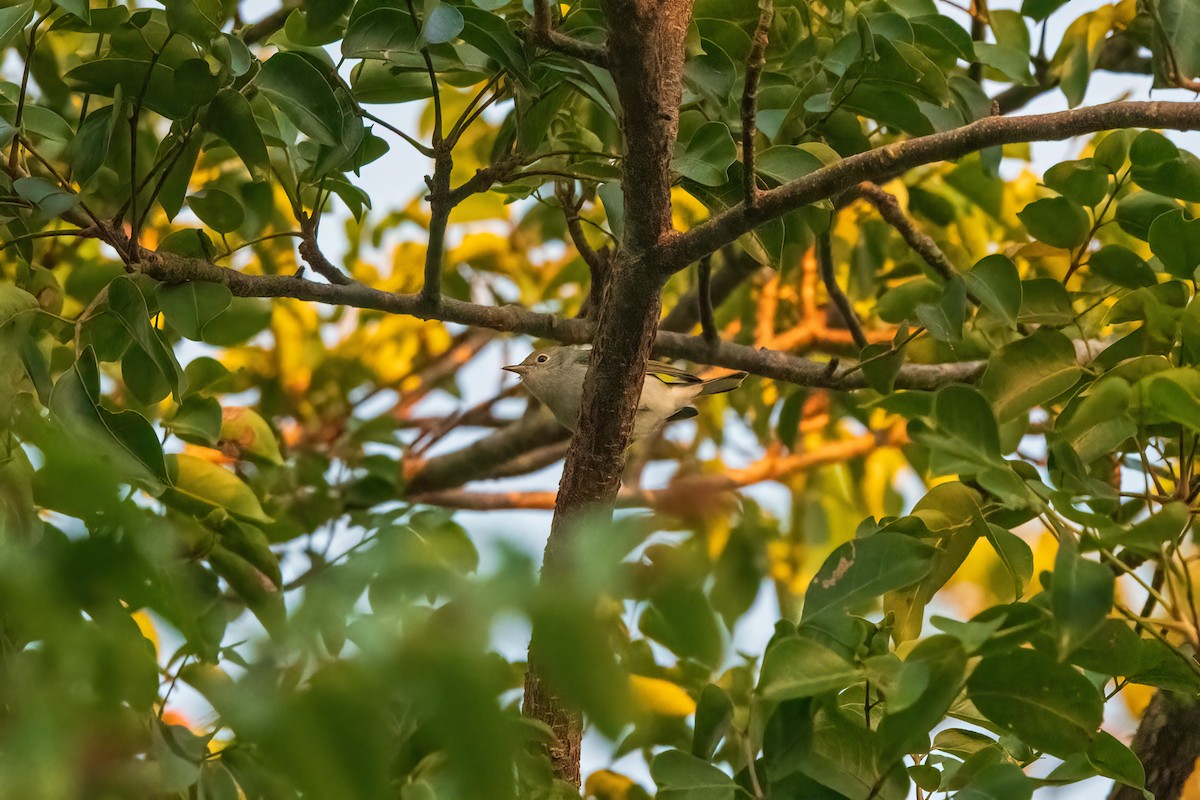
502 345 746 440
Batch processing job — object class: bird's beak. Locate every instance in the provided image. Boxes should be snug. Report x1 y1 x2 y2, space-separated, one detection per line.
502 364 525 375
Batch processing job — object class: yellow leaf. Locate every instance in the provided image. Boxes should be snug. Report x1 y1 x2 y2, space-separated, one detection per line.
220 407 284 465
1183 759 1200 800
629 675 696 717
585 769 636 800
163 454 272 524
672 187 709 231
131 610 159 657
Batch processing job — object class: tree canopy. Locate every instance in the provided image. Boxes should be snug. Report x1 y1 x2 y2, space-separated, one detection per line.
6 0 1200 798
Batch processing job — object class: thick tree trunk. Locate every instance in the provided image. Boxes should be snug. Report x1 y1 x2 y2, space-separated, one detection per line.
522 264 663 784
521 0 694 785
1110 691 1200 800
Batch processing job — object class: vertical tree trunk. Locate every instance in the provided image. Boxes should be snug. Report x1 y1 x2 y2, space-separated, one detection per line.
521 0 694 785
1110 691 1200 800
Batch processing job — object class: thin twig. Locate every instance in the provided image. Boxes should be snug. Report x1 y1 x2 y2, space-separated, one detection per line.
403 0 442 143
741 0 773 207
358 108 434 157
298 238 353 285
519 0 609 68
816 231 868 350
8 13 47 172
854 182 958 283
697 254 718 345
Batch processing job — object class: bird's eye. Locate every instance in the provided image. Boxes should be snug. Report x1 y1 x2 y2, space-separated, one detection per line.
536 354 549 363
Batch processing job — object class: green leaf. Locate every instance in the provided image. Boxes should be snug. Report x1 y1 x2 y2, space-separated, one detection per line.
964 254 1021 326
691 684 733 761
859 342 903 394
107 277 186 399
877 636 967 762
1021 0 1069 21
167 395 223 445
1113 501 1189 554
953 763 1033 800
1144 371 1200 432
1149 209 1200 278
1115 192 1180 241
791 701 909 800
201 297 273 346
985 525 1033 600
421 1 464 45
158 132 204 222
48 348 169 490
651 750 737 800
1094 130 1136 174
70 105 117 185
66 58 194 120
966 648 1102 758
122 344 171 405
802 532 937 622
930 384 1003 469
163 453 272 524
165 0 222 43
1017 196 1090 249
973 42 1033 84
1044 158 1108 207
1155 0 1200 86
0 284 38 328
0 2 33 51
207 544 285 635
257 52 343 146
158 281 233 341
980 329 1082 423
1055 377 1136 464
1052 535 1114 658
757 635 863 701
673 121 737 187
1085 731 1147 794
915 277 966 343
14 176 79 218
1087 245 1156 289
188 189 245 234
203 89 270 182
755 143 840 184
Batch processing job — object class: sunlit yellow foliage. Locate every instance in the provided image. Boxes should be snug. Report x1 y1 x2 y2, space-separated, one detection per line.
672 188 709 231
131 610 159 657
585 769 638 800
629 675 696 717
271 298 321 395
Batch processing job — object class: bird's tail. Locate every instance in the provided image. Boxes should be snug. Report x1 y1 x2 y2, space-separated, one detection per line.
697 371 747 396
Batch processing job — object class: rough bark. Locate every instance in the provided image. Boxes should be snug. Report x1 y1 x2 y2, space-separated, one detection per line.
1110 691 1200 800
521 0 693 784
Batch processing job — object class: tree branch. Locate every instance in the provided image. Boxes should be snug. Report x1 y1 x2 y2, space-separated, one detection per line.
240 0 301 44
852 182 959 284
816 231 868 350
661 249 763 333
741 0 773 207
517 0 610 68
297 238 353 285
404 409 566 494
410 424 905 511
659 101 1200 274
132 248 979 391
697 254 717 346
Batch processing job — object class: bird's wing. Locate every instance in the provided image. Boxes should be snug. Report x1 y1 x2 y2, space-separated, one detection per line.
645 360 702 384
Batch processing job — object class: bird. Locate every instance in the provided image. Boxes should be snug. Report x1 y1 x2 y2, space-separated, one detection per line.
502 345 747 440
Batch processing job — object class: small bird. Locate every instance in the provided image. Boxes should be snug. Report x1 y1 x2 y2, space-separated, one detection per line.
503 345 747 440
